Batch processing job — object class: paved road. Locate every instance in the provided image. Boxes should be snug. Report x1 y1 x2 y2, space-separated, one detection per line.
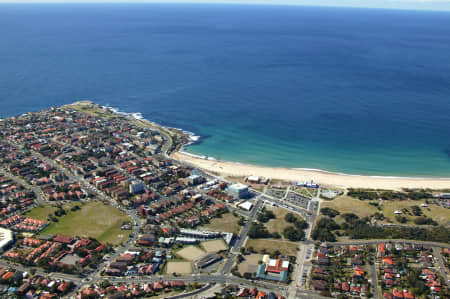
287 189 321 298
0 260 82 284
221 197 263 275
91 274 328 298
433 247 449 286
8 143 145 295
0 167 46 204
369 256 380 299
331 239 450 248
5 133 450 299
205 195 249 218
231 198 263 254
295 289 331 299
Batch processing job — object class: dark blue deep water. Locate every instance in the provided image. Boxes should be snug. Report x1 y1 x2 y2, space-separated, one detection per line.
1 3 450 176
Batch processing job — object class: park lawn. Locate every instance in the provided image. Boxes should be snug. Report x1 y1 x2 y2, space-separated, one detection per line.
23 205 58 220
245 238 298 257
176 246 205 261
237 253 263 275
24 202 84 220
264 207 293 239
64 103 116 119
199 212 241 235
166 261 192 275
381 199 450 225
321 196 378 219
39 201 131 245
201 239 228 253
292 187 317 198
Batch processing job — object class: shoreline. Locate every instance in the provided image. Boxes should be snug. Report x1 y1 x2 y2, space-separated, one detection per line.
67 101 450 189
171 151 450 190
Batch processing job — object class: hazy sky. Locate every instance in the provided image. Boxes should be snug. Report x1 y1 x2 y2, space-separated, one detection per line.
2 0 450 11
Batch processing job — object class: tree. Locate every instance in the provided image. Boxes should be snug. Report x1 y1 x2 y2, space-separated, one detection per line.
100 280 111 288
284 213 308 229
248 222 271 238
411 205 422 216
320 207 340 218
243 272 253 279
257 210 275 223
341 213 359 223
285 213 297 223
395 215 407 223
71 205 81 211
311 218 339 242
283 226 305 241
371 212 384 220
414 217 437 226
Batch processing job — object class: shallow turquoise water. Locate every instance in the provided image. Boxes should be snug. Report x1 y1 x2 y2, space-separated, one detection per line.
1 4 450 176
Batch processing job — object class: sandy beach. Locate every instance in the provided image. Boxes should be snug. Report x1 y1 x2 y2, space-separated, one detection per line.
171 152 450 190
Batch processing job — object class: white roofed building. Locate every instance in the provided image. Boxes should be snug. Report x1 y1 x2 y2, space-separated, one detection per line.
0 228 13 252
238 201 253 211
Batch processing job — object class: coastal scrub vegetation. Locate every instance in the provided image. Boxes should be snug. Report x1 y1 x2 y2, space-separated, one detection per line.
312 213 450 243
322 193 449 226
347 188 433 201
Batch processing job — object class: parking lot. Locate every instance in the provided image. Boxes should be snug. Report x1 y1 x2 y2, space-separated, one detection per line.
266 188 286 199
286 192 311 209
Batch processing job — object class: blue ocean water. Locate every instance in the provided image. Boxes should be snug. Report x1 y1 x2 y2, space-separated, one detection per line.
1 3 450 177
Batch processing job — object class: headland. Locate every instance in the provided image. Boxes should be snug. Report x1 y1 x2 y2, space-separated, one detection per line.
68 101 450 190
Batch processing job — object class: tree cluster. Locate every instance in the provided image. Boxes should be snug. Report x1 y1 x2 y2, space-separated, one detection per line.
311 218 339 242
282 212 308 241
315 210 450 243
248 222 280 239
285 213 308 229
347 188 433 201
257 208 275 223
320 207 340 218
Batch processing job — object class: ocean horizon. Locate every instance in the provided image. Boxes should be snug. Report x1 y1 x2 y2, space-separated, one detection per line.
1 3 450 177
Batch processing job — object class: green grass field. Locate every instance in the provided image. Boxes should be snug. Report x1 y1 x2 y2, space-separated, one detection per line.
64 103 116 119
24 205 58 220
321 195 450 226
264 207 293 239
381 200 450 225
199 212 242 235
35 201 130 245
245 238 298 256
321 196 378 219
291 187 318 198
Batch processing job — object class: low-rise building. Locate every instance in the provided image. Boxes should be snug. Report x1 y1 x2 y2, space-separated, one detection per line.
255 258 289 282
